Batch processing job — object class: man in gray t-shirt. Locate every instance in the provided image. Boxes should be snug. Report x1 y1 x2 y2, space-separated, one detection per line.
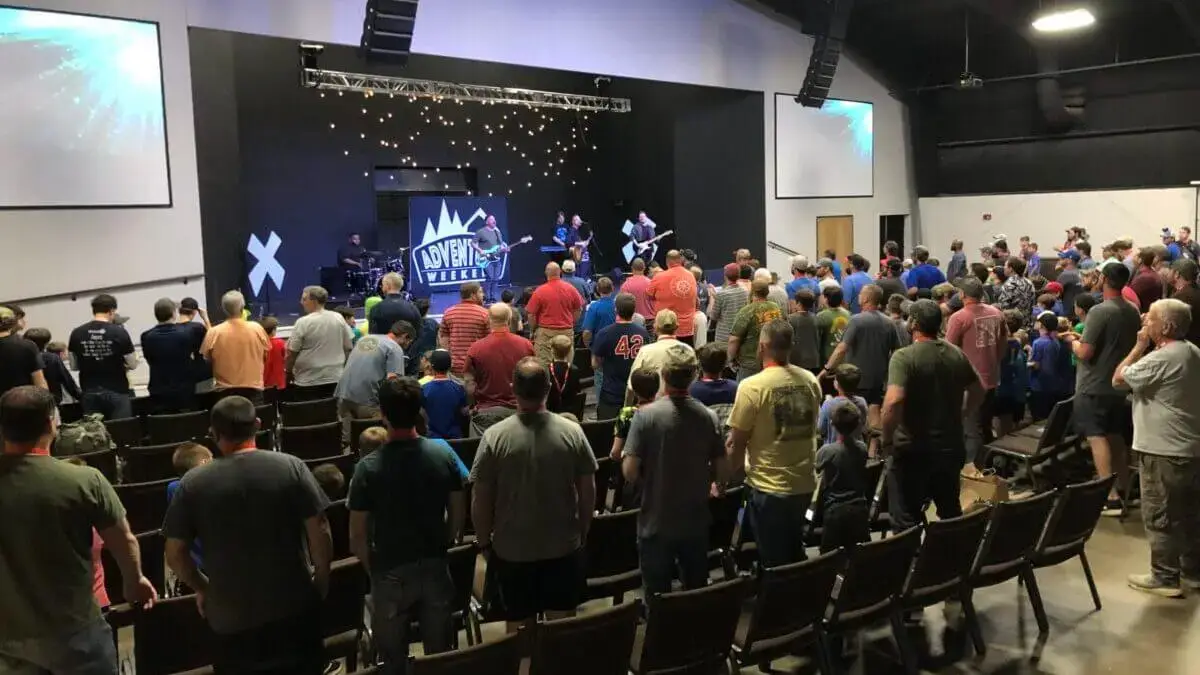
822 286 898 457
472 216 506 303
622 344 730 598
333 325 413 442
287 286 353 388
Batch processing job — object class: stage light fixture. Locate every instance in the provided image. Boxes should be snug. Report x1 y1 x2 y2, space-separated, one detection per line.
1032 8 1095 33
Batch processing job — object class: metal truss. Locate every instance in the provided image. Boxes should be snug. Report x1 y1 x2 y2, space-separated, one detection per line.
301 68 632 113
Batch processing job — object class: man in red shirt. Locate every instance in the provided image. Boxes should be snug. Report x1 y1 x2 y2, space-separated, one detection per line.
465 304 535 434
1129 248 1164 312
527 262 583 365
439 283 490 375
622 258 653 320
945 278 1008 463
648 250 698 345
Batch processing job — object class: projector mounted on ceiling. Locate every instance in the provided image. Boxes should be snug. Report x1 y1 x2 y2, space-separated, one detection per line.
957 72 984 90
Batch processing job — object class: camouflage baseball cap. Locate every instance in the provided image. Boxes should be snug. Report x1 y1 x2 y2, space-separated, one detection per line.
0 305 15 330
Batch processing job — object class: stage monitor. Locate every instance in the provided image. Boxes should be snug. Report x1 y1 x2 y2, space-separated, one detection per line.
774 94 873 199
408 196 509 297
0 6 171 208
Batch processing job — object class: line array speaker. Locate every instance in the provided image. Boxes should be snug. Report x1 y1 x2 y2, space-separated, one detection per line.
796 0 855 108
360 0 420 65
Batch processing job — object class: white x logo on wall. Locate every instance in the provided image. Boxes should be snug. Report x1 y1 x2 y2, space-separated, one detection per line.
247 232 285 296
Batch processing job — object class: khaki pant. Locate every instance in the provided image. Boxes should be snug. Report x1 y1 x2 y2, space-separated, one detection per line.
338 399 381 446
534 327 574 366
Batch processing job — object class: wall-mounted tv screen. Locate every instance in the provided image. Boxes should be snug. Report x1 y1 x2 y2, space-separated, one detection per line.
775 94 873 199
0 6 170 208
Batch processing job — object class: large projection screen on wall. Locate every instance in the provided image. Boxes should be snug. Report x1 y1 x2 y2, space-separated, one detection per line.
0 5 171 208
775 94 873 199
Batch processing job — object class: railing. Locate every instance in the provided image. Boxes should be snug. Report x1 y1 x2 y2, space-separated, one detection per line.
767 240 799 257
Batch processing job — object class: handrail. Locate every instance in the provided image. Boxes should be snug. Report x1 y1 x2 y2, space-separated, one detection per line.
767 240 799 257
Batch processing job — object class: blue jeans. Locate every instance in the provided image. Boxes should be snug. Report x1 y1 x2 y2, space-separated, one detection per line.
0 617 117 675
638 533 710 601
747 488 812 568
372 559 456 675
483 260 502 302
81 389 132 421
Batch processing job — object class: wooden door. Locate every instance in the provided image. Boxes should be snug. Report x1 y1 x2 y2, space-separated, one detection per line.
816 215 854 260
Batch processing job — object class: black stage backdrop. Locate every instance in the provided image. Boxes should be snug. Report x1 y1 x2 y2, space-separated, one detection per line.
189 28 765 313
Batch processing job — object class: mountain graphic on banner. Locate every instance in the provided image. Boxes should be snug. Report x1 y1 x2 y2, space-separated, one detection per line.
422 200 487 244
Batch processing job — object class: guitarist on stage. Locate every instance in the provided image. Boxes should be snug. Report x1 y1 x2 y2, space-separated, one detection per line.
472 215 508 303
630 211 658 264
566 214 593 278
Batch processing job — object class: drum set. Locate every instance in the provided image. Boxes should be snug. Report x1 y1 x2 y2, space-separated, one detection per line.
345 248 409 297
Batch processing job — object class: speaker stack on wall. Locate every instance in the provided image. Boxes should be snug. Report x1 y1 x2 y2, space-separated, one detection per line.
360 0 420 65
796 0 856 108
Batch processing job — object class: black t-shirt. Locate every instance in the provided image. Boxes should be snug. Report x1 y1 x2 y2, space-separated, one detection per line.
179 320 211 381
0 333 41 397
787 311 822 370
67 320 134 394
162 451 329 634
140 323 197 396
877 277 907 303
338 243 366 268
815 440 870 508
546 362 582 413
369 294 423 338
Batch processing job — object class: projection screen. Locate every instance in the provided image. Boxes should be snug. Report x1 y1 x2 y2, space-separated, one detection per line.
775 94 874 199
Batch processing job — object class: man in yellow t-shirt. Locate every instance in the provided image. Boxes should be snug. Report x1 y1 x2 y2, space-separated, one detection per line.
727 317 822 568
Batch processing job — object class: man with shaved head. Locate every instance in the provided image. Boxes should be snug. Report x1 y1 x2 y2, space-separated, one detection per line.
470 357 597 632
465 302 535 435
527 262 583 365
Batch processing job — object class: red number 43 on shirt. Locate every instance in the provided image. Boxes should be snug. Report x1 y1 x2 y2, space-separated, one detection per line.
614 334 645 359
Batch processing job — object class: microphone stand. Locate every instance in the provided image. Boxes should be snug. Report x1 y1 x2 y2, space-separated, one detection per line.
584 220 604 275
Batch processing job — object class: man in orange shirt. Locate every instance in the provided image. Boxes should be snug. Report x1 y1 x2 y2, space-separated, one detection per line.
527 262 583 365
438 282 490 376
201 290 270 404
648 250 698 345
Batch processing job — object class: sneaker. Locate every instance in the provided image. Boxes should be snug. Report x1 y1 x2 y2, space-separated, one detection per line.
1127 573 1184 598
1101 499 1124 517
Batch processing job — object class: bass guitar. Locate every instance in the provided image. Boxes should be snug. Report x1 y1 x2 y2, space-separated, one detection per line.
476 235 533 269
634 229 674 253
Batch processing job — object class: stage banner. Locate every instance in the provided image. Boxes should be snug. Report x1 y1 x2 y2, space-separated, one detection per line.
408 196 509 297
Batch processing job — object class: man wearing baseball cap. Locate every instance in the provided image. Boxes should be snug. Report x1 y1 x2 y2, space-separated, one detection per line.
0 306 46 399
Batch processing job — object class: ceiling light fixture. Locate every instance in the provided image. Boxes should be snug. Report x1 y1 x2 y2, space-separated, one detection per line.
1032 8 1095 33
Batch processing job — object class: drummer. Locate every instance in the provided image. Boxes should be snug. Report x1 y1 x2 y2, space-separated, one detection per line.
338 232 366 269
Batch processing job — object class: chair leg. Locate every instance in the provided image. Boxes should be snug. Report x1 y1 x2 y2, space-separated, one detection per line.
889 611 918 675
959 590 987 656
815 632 839 675
1020 567 1050 635
1079 551 1102 611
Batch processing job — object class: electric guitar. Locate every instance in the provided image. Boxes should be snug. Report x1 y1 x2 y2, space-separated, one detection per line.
570 237 592 262
476 235 533 269
634 229 674 253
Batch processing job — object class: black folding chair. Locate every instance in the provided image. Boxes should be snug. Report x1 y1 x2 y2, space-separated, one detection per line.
583 509 643 603
528 600 640 675
255 402 278 431
120 442 183 483
1030 474 1116 612
280 422 343 459
74 449 117 483
349 417 384 455
981 397 1078 490
326 499 351 560
114 478 173 534
447 437 481 471
145 410 211 445
303 453 359 488
322 558 367 670
410 631 521 675
580 420 615 459
103 417 144 449
631 577 749 674
133 594 215 674
103 530 167 604
281 396 338 426
707 485 745 578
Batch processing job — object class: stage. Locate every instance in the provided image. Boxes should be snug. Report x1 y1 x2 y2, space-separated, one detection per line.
264 286 524 333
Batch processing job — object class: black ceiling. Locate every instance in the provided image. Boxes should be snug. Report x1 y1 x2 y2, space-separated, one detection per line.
753 0 1200 90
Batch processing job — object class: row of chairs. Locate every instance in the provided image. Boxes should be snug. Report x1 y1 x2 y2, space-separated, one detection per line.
59 383 340 425
92 397 337 449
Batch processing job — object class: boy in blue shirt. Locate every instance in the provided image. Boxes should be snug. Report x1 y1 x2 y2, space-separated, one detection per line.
817 364 870 450
421 350 468 439
168 442 211 588
689 343 738 405
814 403 871 553
995 310 1030 438
1028 313 1073 421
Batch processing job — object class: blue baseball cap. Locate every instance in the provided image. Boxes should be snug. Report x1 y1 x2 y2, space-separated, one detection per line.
1058 248 1081 262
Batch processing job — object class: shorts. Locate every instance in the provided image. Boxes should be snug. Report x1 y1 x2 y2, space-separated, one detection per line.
1074 394 1130 438
488 550 585 620
859 387 885 407
993 396 1026 424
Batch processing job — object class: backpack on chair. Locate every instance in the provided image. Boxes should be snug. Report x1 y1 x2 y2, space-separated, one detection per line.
55 413 115 456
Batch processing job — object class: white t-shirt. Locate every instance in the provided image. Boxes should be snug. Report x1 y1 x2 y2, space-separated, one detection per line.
287 309 353 387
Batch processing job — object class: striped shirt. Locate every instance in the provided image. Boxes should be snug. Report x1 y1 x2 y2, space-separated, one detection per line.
709 284 749 346
440 302 490 374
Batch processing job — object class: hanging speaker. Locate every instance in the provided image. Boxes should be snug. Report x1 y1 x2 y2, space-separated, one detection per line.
360 0 419 65
797 0 855 108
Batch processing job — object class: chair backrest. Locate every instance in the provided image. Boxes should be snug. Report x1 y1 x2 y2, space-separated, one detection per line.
742 550 844 652
322 557 367 638
103 417 145 449
573 346 594 378
581 420 615 459
708 485 745 555
567 391 587 420
326 499 351 560
593 457 618 513
446 543 477 617
76 449 117 483
1037 397 1075 449
411 631 522 675
256 403 279 431
584 509 640 580
145 410 211 445
972 490 1058 575
119 442 182 483
281 396 338 426
828 526 922 627
280 421 342 459
903 507 991 602
1037 474 1115 554
256 428 275 451
103 530 166 604
348 417 383 455
636 576 750 673
447 437 482 470
303 453 359 489
133 594 214 674
114 478 173 534
60 401 83 424
131 396 156 418
529 600 641 675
